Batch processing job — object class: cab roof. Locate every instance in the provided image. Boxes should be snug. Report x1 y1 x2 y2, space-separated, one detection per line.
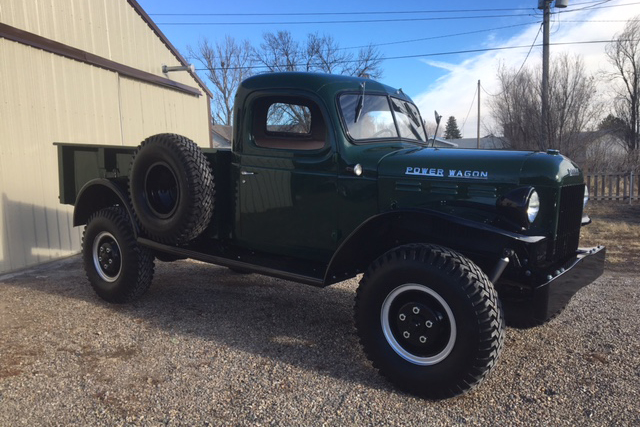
236 72 413 103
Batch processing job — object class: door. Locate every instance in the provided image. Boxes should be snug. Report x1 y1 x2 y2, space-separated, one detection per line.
233 93 338 262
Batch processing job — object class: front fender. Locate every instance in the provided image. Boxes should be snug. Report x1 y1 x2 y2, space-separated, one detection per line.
73 178 137 234
324 209 545 285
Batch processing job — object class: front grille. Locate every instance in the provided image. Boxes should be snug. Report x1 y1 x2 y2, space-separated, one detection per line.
552 184 584 261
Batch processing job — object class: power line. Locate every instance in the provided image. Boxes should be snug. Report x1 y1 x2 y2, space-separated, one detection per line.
558 19 640 22
341 22 540 51
152 1 638 25
149 8 540 17
182 17 625 62
147 1 613 17
557 0 640 14
461 85 478 133
482 23 544 97
557 0 612 13
189 22 541 62
156 13 541 26
195 39 637 71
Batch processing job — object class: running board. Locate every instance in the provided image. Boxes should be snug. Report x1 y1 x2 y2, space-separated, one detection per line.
137 238 325 287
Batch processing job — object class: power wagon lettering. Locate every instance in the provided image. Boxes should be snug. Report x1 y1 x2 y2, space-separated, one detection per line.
405 166 488 179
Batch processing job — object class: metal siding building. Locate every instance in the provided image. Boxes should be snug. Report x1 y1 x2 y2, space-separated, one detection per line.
0 0 213 274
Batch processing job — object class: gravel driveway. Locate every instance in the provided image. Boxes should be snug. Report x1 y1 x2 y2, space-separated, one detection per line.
0 256 638 426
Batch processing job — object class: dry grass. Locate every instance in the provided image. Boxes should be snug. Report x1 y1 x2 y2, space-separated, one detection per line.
581 201 640 272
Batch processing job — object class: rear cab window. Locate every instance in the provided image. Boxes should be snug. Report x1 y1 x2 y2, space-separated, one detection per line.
251 97 326 151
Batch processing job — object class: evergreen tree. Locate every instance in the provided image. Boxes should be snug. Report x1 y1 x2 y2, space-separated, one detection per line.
444 116 462 139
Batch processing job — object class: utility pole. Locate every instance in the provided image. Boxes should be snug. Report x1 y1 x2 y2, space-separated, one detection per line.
477 80 481 149
541 0 550 149
540 0 568 149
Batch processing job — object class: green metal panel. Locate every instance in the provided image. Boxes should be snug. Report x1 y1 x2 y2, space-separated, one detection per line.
234 88 339 261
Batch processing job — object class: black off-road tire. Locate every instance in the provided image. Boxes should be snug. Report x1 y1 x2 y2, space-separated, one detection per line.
355 244 505 399
82 207 155 303
129 133 214 245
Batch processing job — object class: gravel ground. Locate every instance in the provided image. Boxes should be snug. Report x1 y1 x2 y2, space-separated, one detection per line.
0 256 638 426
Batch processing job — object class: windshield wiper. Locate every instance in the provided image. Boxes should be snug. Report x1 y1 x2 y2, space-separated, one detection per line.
354 81 366 123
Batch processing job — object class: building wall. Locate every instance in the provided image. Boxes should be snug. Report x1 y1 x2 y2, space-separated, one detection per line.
0 0 211 273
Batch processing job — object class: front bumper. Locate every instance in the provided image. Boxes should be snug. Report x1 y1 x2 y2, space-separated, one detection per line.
505 245 606 325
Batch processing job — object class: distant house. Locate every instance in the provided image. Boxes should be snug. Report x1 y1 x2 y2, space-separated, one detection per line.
212 125 233 147
580 131 627 171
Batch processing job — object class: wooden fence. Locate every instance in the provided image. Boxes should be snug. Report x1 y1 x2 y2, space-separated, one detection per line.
585 172 639 203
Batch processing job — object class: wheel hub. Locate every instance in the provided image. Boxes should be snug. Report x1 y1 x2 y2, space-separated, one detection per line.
98 242 120 277
92 231 122 283
145 162 179 218
381 283 457 365
395 302 444 348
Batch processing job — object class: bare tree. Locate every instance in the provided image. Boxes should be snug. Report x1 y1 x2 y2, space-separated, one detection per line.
489 54 601 159
254 31 383 78
347 44 384 79
188 36 253 126
488 65 541 151
546 55 602 160
306 33 343 74
605 16 640 155
253 31 302 72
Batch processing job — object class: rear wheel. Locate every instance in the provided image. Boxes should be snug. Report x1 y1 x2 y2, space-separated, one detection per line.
82 207 154 303
355 244 505 399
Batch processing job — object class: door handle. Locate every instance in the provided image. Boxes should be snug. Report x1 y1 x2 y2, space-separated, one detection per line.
241 170 256 176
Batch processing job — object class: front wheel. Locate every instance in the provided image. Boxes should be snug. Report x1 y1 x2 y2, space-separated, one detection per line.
355 244 504 399
82 207 155 303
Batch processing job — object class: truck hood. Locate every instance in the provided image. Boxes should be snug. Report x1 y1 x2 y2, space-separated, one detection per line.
378 147 537 184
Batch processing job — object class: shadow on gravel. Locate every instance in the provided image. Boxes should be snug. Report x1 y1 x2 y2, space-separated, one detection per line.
0 256 390 393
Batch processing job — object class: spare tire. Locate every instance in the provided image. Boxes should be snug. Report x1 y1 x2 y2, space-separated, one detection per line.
129 133 214 244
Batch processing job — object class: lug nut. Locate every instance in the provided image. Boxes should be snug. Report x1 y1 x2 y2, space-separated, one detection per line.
403 331 410 339
412 307 420 314
100 247 104 253
419 336 427 343
103 264 108 269
425 320 433 328
399 314 406 321
108 259 112 264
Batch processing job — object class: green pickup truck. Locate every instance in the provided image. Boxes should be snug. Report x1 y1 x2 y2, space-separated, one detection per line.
56 72 605 399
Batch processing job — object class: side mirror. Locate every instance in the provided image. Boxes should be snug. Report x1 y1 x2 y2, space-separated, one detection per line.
434 110 442 125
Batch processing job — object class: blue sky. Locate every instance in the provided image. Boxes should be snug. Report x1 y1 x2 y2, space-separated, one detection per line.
138 0 640 137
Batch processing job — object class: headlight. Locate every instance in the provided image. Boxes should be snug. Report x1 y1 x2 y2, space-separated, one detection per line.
583 185 589 209
497 187 540 228
527 190 540 223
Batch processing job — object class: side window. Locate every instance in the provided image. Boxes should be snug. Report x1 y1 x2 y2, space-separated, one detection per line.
391 98 427 142
252 97 326 151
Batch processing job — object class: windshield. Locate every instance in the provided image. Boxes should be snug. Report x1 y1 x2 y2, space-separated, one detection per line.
339 93 427 142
